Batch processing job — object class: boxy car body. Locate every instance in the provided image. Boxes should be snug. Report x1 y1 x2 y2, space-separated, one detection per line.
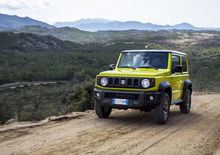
94 50 192 124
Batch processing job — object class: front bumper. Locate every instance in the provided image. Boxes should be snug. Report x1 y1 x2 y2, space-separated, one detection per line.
94 88 162 109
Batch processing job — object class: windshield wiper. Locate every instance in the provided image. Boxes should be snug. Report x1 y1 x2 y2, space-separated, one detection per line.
135 66 158 70
119 66 136 69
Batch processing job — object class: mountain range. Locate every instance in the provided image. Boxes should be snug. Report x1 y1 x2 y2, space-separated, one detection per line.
55 18 198 31
0 13 220 32
0 13 53 31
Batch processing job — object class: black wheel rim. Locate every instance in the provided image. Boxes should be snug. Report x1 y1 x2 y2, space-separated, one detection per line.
163 97 169 120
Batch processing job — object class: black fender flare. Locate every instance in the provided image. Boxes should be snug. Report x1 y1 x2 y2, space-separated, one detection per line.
182 80 192 100
158 81 172 100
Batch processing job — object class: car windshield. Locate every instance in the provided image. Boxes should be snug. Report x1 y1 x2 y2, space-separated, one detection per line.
118 52 168 69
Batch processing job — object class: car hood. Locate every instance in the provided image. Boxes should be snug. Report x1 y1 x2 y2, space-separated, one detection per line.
98 68 170 77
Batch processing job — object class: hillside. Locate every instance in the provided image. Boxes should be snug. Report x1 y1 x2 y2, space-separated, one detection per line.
12 25 179 43
0 13 53 31
0 32 81 52
13 26 96 43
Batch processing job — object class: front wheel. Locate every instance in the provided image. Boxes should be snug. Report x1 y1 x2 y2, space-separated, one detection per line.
180 89 191 113
154 93 170 124
95 100 112 118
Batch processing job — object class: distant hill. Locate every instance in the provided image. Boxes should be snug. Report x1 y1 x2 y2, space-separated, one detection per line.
54 19 198 31
12 25 97 43
0 13 54 31
11 25 179 43
0 32 81 52
55 18 113 28
55 18 220 32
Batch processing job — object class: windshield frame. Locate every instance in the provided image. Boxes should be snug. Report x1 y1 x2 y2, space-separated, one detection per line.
117 52 169 69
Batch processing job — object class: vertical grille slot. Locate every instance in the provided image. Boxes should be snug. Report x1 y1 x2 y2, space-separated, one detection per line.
115 78 119 86
127 78 132 86
133 78 139 87
108 78 113 86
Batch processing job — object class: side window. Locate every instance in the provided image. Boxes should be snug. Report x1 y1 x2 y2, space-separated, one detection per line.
172 55 180 67
182 56 187 72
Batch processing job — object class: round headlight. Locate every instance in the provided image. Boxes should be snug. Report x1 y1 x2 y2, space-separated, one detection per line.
141 79 150 88
100 77 108 86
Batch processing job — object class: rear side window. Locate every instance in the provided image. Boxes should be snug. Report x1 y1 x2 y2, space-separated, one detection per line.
172 55 180 66
182 56 187 72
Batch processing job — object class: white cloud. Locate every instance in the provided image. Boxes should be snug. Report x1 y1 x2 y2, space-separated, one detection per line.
0 0 219 27
0 0 50 10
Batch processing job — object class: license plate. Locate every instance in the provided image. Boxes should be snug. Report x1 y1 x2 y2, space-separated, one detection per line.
112 99 128 105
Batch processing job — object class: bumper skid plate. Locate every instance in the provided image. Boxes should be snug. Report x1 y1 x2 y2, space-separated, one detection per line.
94 88 162 109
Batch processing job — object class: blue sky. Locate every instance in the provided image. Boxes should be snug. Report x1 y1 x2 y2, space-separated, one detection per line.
0 0 219 27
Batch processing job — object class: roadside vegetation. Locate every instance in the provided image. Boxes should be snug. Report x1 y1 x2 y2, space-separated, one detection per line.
0 30 220 124
0 81 94 124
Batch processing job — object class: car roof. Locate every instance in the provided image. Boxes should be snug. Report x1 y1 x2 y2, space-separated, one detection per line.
122 49 186 55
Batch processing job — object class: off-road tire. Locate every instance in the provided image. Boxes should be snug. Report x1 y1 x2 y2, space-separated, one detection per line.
180 89 191 113
95 100 112 118
154 93 170 124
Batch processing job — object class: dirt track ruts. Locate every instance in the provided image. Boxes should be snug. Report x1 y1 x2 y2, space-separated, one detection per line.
0 93 220 155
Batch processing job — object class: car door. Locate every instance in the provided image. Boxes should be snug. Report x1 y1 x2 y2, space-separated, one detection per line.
170 54 182 100
180 55 189 97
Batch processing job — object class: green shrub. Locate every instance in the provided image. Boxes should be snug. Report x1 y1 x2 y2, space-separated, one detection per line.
64 80 94 112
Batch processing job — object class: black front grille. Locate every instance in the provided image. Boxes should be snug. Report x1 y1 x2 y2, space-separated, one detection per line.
97 77 155 89
105 93 139 100
107 77 141 88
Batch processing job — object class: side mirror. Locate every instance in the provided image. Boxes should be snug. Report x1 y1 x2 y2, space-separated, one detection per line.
109 64 116 70
172 65 182 73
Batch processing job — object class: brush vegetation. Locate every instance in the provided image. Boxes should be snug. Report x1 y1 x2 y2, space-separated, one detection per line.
0 30 220 124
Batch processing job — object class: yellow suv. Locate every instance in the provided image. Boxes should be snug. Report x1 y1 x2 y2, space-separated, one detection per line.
94 50 192 124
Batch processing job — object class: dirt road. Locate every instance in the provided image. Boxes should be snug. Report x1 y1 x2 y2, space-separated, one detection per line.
0 93 220 155
0 81 57 92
